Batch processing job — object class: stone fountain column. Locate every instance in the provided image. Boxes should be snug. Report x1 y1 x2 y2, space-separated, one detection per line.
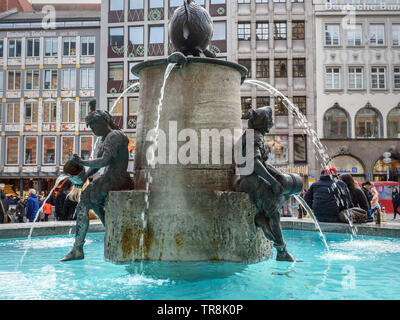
104 58 273 263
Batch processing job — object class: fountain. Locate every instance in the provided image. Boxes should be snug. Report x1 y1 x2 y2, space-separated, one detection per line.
102 0 303 263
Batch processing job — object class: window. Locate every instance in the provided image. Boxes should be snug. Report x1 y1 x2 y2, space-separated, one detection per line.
61 136 75 164
238 23 251 41
80 136 93 160
62 69 76 90
274 97 288 116
108 97 123 118
387 107 400 138
43 102 57 123
44 70 58 90
110 0 124 10
26 38 40 57
81 37 95 56
212 21 226 41
25 102 38 123
292 21 305 40
241 97 252 116
323 107 349 139
369 24 384 46
256 22 268 40
7 103 20 123
348 67 363 89
274 22 287 40
80 101 90 123
256 59 269 78
130 0 144 9
6 137 19 165
81 69 95 89
0 71 2 91
43 136 56 165
256 97 270 109
347 25 362 46
170 0 184 6
264 135 288 165
274 59 287 78
8 39 22 57
108 63 124 81
63 37 76 56
149 26 164 44
293 58 306 77
128 97 139 118
394 67 400 89
325 25 340 46
62 102 75 123
355 108 381 138
294 135 307 162
109 28 124 47
44 38 58 57
8 70 21 90
393 25 400 46
371 67 386 89
293 96 306 115
238 59 251 78
128 62 140 81
325 67 341 89
25 70 39 90
0 39 3 57
149 0 163 8
129 26 144 45
24 136 37 165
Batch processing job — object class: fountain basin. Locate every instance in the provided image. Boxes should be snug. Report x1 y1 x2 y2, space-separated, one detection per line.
104 190 272 263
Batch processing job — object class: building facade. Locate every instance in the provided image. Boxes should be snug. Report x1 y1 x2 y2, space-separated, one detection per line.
232 0 317 185
315 0 400 182
0 9 100 196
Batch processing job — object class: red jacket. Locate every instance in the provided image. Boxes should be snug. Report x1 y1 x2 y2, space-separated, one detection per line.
43 202 52 215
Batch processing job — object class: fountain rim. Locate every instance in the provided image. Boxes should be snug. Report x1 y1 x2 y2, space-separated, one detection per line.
131 57 248 84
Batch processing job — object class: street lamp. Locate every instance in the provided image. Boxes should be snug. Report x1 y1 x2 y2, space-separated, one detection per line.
383 152 391 181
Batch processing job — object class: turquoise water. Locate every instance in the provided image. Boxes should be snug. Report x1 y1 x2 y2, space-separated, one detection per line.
1 230 399 300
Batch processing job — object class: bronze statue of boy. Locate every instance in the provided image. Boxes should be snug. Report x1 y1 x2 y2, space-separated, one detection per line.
61 100 134 261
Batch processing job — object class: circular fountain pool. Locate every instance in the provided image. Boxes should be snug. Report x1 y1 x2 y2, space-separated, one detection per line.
1 230 399 300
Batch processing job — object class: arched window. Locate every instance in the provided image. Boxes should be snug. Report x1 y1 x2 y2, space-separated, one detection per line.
355 107 381 138
323 106 349 139
373 158 400 181
387 106 400 138
330 155 365 180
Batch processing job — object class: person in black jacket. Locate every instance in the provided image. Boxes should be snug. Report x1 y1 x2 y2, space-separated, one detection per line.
361 181 373 210
0 184 9 224
392 187 400 219
304 167 353 223
55 180 73 221
339 174 370 212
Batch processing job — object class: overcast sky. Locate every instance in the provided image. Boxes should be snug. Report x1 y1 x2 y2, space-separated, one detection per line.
31 0 101 3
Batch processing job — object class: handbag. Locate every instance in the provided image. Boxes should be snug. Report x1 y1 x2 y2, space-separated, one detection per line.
338 207 368 224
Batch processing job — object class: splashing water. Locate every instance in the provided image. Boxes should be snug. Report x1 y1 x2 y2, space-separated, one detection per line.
15 174 69 270
293 195 329 252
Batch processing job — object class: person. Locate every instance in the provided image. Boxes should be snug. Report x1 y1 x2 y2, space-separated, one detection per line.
298 189 307 218
43 201 52 222
25 189 39 222
370 187 380 220
304 167 353 223
0 184 9 224
38 195 45 221
236 107 301 262
361 181 373 211
392 187 400 219
63 192 78 221
55 180 73 221
60 100 134 261
339 174 369 212
15 197 26 223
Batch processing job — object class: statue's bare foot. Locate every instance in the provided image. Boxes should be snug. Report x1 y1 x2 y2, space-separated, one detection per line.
60 246 84 262
276 249 298 262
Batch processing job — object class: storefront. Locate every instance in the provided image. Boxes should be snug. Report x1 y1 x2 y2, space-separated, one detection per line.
330 155 366 181
373 159 400 182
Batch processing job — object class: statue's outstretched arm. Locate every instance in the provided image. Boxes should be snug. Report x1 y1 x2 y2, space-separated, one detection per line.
79 152 113 169
254 159 283 194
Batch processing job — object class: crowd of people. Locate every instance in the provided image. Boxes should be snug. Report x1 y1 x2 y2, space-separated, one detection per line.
0 181 77 224
301 167 398 224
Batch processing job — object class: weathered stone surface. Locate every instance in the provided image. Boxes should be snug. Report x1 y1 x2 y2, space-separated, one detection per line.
104 190 273 263
134 61 243 191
